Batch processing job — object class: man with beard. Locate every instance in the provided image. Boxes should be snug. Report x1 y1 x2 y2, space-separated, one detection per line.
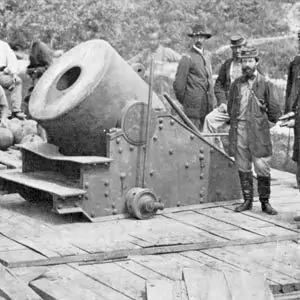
228 47 281 215
203 35 247 148
173 24 215 130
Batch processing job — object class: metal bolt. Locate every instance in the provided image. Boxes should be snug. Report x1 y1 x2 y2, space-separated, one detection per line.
170 119 175 126
120 172 126 180
153 135 158 141
199 154 204 160
104 180 109 187
169 149 174 155
210 148 214 153
200 174 204 180
190 134 195 140
185 162 189 169
84 183 89 189
149 170 155 176
118 148 123 154
104 191 109 197
129 145 134 151
112 209 118 215
159 124 163 130
177 202 181 207
200 147 204 153
159 119 163 124
116 138 121 144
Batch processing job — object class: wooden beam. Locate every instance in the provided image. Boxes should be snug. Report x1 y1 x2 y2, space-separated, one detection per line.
6 233 300 269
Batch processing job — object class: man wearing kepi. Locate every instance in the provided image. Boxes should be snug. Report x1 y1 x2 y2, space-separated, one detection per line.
228 47 281 215
203 35 247 148
173 24 215 131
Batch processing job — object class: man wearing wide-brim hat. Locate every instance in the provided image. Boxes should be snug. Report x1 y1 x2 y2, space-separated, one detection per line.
227 46 281 215
203 35 247 149
173 24 215 130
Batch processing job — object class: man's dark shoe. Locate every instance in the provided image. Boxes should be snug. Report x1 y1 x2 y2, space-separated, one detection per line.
235 199 253 212
261 202 277 215
294 216 300 222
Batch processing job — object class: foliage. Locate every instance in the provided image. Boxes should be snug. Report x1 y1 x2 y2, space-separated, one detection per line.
0 0 298 78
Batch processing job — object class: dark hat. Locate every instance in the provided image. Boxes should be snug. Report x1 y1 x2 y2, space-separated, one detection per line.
240 46 259 60
187 24 212 39
230 35 247 47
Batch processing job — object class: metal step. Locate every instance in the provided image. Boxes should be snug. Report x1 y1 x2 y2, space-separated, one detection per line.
0 170 86 198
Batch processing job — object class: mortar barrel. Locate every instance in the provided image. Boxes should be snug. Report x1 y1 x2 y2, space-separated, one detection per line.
29 39 165 156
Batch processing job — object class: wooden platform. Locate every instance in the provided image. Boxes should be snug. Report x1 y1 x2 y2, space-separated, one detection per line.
0 166 299 299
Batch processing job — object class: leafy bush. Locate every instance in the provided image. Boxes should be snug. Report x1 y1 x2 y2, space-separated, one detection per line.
0 0 298 78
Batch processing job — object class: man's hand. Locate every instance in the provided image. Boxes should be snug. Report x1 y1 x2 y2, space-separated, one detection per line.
280 119 295 128
218 103 227 113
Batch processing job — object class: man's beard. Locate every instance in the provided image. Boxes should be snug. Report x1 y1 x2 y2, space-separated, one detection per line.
242 66 256 79
195 42 203 49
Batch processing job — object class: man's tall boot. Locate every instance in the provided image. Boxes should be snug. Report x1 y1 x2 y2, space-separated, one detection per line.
257 176 277 215
235 171 253 212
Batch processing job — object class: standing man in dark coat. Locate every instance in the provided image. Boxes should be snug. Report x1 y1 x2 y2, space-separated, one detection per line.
203 35 247 147
173 24 215 130
228 47 281 215
281 31 300 222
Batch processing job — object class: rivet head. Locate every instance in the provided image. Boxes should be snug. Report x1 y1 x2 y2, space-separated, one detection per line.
200 147 204 153
177 202 181 207
199 154 204 160
185 162 189 169
112 209 118 215
104 191 109 197
170 119 175 125
90 212 95 218
111 203 116 209
129 145 134 151
159 124 163 130
57 204 62 209
149 170 155 176
104 180 109 187
199 192 204 198
116 138 121 144
190 135 195 140
118 148 123 153
200 174 204 180
84 183 89 189
228 161 234 167
210 148 214 153
159 119 163 124
169 149 173 155
120 172 126 180
153 135 158 141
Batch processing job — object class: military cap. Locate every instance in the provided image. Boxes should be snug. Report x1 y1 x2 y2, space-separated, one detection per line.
230 35 247 47
240 46 259 60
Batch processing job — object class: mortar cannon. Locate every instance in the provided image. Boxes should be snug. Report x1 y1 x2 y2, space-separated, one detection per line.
0 40 242 221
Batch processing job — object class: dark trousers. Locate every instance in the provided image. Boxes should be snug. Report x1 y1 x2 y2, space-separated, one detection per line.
190 117 204 132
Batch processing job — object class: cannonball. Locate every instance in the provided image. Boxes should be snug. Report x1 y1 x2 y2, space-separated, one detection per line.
20 134 44 144
8 118 38 144
0 127 14 150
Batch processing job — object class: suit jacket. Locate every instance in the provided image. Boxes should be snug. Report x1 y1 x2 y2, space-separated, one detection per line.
173 47 215 119
228 73 281 158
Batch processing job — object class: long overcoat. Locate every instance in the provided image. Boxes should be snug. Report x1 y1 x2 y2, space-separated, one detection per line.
227 73 281 158
173 47 215 119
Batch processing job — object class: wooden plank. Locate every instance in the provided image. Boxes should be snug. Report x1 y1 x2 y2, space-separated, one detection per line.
183 267 232 300
73 262 148 300
223 269 275 300
7 233 300 269
0 235 26 251
0 267 42 300
0 249 45 266
146 280 188 300
30 264 131 300
0 150 22 169
198 247 287 293
274 291 300 299
10 266 49 284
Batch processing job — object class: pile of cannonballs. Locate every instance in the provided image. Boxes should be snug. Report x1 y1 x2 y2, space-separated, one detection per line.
0 118 44 151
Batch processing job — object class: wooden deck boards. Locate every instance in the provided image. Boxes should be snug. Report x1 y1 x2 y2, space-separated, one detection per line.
0 168 299 299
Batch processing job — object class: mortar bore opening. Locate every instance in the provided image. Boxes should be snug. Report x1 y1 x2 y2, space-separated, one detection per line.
56 66 81 91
